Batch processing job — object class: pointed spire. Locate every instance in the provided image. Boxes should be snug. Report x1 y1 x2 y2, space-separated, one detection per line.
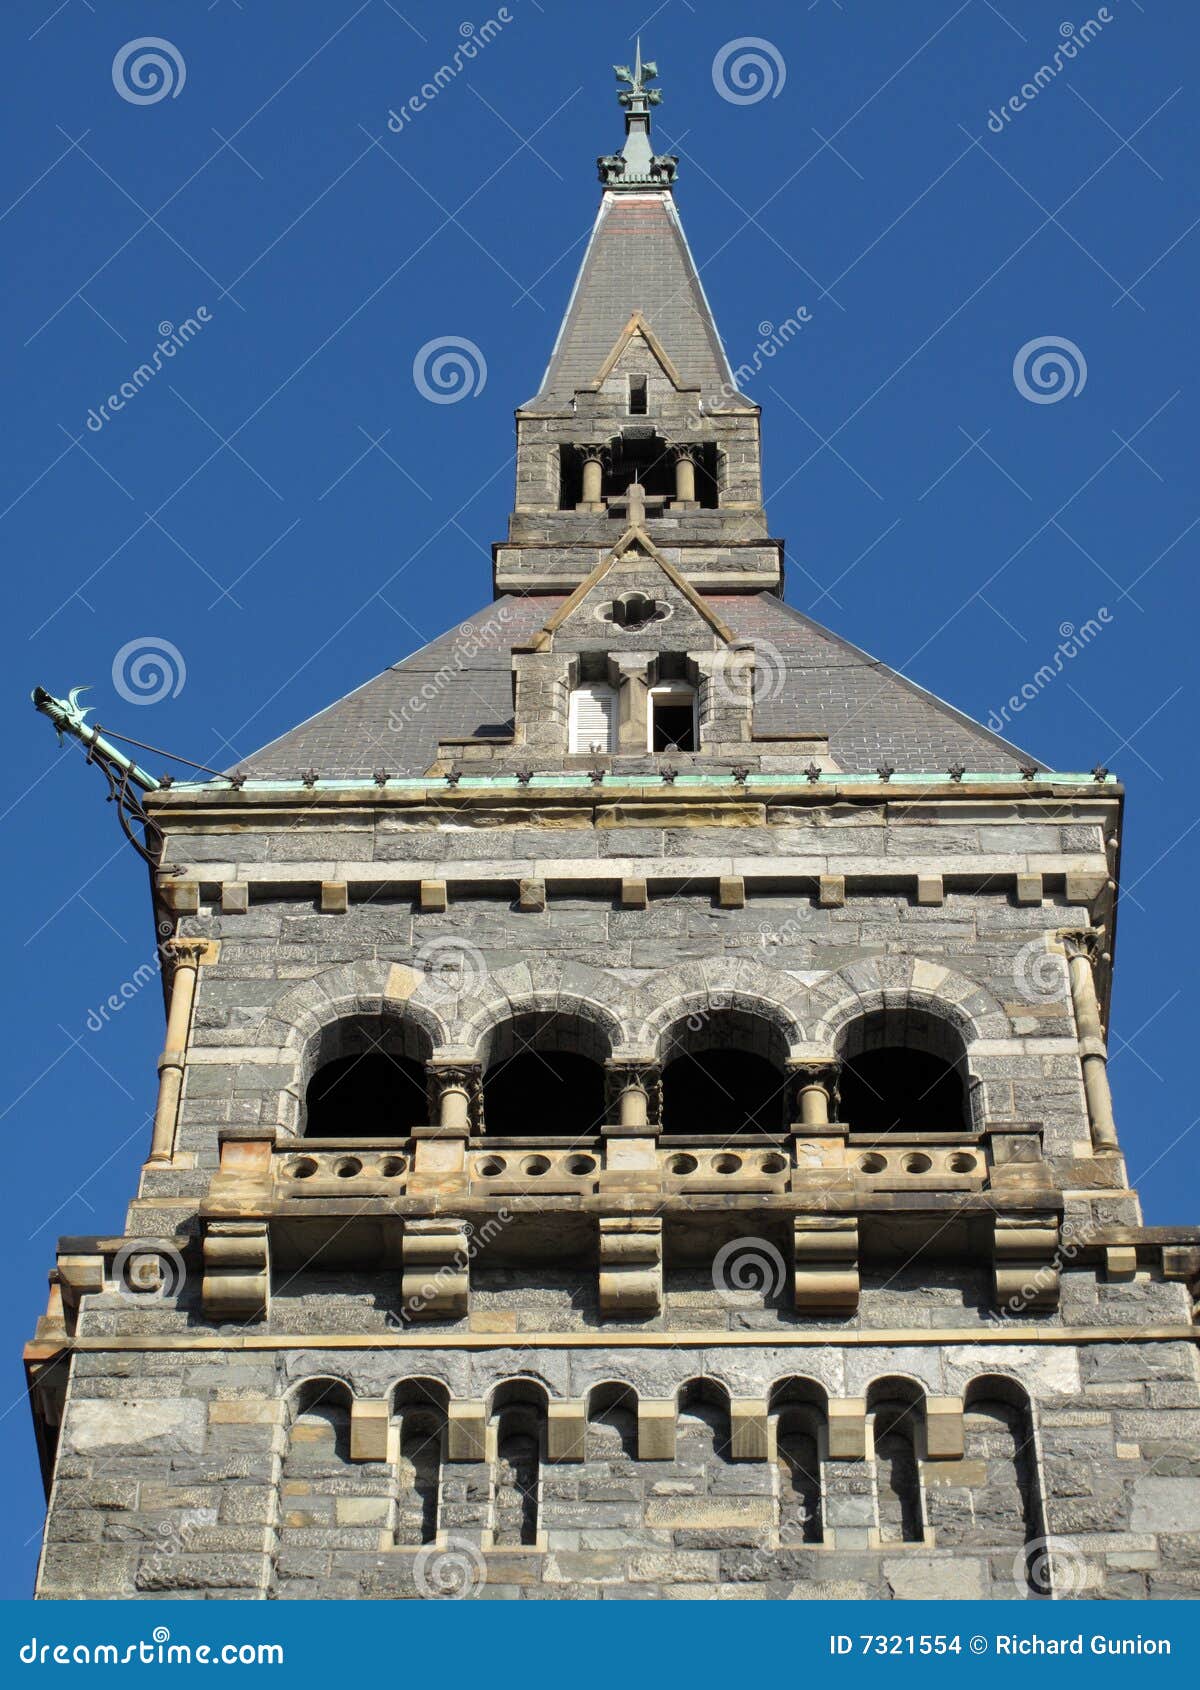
598 42 678 190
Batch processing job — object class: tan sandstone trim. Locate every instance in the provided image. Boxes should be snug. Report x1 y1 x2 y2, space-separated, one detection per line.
26 1324 1199 1359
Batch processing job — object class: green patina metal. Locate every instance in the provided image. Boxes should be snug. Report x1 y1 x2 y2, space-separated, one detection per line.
32 687 161 791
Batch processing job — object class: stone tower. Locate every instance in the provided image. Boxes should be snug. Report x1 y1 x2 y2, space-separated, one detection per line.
28 54 1200 1603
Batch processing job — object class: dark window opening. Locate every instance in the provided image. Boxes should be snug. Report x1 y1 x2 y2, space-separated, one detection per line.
628 374 648 415
662 1049 786 1134
484 1051 606 1136
305 1052 427 1137
777 1411 823 1544
839 1048 966 1133
651 701 696 752
873 1400 923 1543
557 444 583 509
395 1408 442 1546
494 1416 540 1547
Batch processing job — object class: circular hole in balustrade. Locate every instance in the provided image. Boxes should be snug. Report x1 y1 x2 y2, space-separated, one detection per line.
858 1153 887 1174
668 1153 698 1176
521 1154 552 1177
476 1156 506 1178
712 1153 742 1175
760 1153 788 1175
902 1153 932 1175
333 1157 362 1179
285 1157 318 1181
565 1154 597 1176
378 1155 407 1178
947 1152 977 1174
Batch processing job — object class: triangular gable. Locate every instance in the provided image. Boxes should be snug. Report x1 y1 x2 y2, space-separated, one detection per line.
584 310 698 394
523 521 734 652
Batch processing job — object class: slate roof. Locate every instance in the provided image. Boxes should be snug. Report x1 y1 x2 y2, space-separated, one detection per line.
232 593 1041 779
527 192 743 408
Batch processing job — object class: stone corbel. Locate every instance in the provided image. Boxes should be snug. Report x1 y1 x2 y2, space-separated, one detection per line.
56 1253 105 1334
547 1399 587 1462
201 1220 270 1320
992 1212 1062 1312
826 1397 867 1460
793 1216 860 1313
924 1396 965 1459
598 1215 662 1315
400 1217 470 1321
446 1399 487 1461
350 1399 391 1462
637 1399 676 1460
730 1398 769 1460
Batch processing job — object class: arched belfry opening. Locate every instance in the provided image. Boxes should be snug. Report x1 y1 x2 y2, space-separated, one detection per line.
303 1013 431 1137
837 1005 971 1134
480 1009 613 1136
659 1006 790 1134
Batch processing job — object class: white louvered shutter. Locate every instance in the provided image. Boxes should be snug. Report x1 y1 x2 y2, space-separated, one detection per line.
569 685 616 753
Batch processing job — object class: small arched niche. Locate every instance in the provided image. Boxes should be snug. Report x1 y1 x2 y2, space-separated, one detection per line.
392 1379 449 1548
660 1005 790 1134
867 1377 926 1544
770 1379 827 1545
480 1009 612 1136
303 1013 432 1137
837 1005 970 1133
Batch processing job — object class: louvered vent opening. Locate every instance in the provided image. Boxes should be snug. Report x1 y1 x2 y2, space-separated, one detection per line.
569 684 616 753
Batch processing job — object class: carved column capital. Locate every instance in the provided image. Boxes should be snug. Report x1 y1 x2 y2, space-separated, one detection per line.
426 1062 483 1133
604 1060 662 1128
163 937 208 970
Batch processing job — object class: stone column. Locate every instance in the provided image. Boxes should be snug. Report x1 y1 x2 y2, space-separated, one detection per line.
1063 931 1119 1153
148 938 207 1163
672 445 699 508
601 1060 661 1194
577 445 607 511
788 1061 840 1127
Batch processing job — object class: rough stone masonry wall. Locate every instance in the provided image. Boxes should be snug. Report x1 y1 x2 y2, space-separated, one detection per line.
38 790 1200 1602
141 802 1120 1223
37 1334 1200 1600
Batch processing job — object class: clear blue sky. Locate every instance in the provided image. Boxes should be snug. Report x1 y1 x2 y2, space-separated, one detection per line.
3 0 1197 1598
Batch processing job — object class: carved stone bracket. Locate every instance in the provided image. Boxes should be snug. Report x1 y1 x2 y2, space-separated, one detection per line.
401 1217 470 1321
201 1221 269 1320
793 1216 859 1313
598 1216 662 1315
992 1213 1062 1312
